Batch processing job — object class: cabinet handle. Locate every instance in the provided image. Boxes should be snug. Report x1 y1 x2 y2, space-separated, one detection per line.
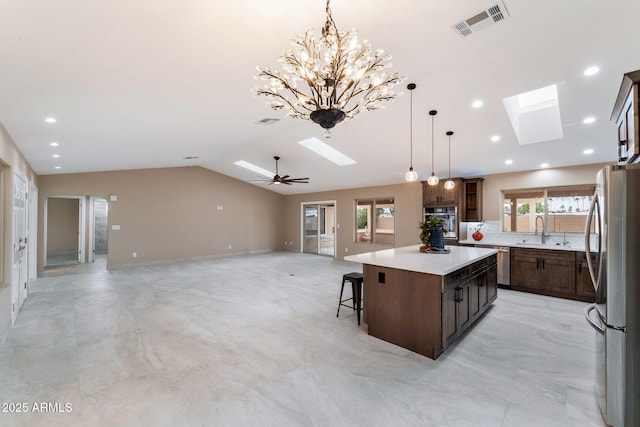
536 259 539 269
542 260 545 269
454 287 464 303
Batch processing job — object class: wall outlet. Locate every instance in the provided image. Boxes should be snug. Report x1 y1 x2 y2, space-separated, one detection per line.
228 244 232 250
132 252 137 258
289 241 292 245
284 241 287 246
111 225 120 231
345 247 349 253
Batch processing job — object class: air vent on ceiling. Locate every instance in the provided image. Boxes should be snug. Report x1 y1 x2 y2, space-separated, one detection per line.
256 118 280 125
453 1 510 37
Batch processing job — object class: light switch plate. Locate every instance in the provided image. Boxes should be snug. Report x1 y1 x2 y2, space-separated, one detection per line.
111 225 121 231
109 195 118 202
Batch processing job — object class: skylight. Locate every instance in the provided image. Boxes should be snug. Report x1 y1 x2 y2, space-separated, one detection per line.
503 84 564 145
234 160 274 177
297 137 357 166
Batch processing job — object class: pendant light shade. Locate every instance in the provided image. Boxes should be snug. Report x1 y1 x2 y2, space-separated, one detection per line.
427 110 439 186
444 131 455 190
405 83 419 182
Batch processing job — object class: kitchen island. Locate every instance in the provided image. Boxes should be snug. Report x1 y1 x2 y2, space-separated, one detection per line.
345 245 498 359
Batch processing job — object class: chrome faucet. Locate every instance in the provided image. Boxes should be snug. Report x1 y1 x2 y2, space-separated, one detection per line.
534 215 548 244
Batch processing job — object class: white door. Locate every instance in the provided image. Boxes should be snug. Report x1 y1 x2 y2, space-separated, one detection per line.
12 171 28 324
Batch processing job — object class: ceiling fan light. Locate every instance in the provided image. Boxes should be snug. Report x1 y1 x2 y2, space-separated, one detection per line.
444 179 455 190
405 167 419 182
427 173 439 186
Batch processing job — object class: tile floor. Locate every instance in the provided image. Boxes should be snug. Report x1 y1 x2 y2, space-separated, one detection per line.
0 252 603 426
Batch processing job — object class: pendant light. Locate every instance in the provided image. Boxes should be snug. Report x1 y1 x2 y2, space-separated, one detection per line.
444 131 455 190
404 83 419 182
427 110 439 186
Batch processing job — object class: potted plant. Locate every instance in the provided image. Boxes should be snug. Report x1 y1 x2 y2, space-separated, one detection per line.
419 215 448 251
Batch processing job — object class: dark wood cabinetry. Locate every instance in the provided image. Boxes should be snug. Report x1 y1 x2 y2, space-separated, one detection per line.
462 178 484 222
363 253 498 360
612 70 640 164
422 178 462 206
511 248 575 296
576 252 597 301
443 255 497 348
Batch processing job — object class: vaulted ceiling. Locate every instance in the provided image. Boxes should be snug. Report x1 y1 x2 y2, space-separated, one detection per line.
1 0 638 194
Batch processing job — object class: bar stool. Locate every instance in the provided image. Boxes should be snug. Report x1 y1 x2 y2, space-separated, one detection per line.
336 272 364 325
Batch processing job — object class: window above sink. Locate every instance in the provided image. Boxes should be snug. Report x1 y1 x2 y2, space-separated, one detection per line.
502 185 596 234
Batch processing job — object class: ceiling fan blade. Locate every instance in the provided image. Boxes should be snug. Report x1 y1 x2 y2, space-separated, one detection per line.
281 175 290 180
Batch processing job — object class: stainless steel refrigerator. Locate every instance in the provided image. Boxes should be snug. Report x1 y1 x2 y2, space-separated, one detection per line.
585 163 640 427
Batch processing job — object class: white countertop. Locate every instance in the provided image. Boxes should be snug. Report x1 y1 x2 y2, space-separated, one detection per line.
458 239 583 252
344 245 498 276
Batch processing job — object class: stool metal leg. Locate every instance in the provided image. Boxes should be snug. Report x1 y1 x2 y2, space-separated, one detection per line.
355 280 362 325
336 277 346 317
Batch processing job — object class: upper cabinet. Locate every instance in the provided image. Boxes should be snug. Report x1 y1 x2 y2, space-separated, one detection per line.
422 178 463 206
462 178 484 222
612 70 640 164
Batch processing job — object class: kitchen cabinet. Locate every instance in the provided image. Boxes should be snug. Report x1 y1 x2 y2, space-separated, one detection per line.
611 70 640 164
511 247 575 296
444 256 497 348
443 267 471 347
422 178 462 206
462 178 484 222
576 252 597 301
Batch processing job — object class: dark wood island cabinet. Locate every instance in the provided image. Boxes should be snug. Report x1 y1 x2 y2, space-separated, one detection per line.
345 246 498 360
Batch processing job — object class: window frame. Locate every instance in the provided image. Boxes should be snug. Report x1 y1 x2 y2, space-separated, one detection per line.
502 184 595 234
354 197 395 244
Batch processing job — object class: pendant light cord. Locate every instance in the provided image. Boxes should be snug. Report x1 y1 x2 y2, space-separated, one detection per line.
431 114 435 174
448 134 451 179
410 89 413 167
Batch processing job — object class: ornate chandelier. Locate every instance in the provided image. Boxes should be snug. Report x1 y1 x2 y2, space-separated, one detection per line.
253 0 404 134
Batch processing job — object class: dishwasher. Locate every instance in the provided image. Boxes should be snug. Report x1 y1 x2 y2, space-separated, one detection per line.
475 244 510 287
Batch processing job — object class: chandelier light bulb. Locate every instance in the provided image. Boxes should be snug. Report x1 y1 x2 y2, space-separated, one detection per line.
253 0 404 131
444 179 455 190
405 167 419 182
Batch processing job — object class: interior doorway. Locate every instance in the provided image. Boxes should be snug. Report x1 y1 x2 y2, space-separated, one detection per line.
88 197 108 265
43 195 108 273
45 197 83 266
302 201 336 257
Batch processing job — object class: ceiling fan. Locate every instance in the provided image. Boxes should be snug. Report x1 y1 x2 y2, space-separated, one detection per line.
254 156 309 185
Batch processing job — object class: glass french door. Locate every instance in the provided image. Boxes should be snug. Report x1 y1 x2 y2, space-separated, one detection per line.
303 203 335 256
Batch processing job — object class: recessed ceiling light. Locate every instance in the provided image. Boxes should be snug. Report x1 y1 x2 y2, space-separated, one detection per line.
505 159 513 165
583 116 596 124
52 154 60 158
583 148 594 155
490 135 501 142
234 160 274 177
54 166 61 169
540 163 549 168
472 100 483 108
298 137 356 166
50 142 59 147
584 66 600 76
45 117 56 123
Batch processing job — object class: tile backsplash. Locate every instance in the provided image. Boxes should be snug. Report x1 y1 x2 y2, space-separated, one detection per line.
459 220 596 250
